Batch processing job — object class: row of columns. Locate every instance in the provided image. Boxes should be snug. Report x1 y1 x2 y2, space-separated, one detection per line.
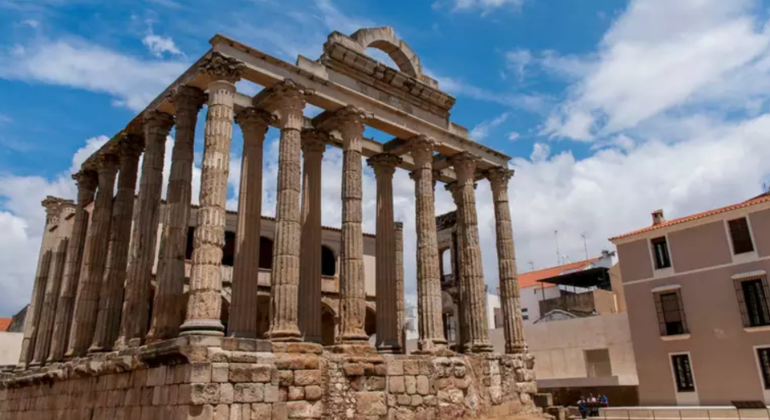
18 51 526 368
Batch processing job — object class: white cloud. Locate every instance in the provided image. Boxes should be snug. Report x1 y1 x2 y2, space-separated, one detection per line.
507 131 520 141
529 142 550 162
0 37 188 111
452 0 525 14
505 49 531 79
142 34 183 58
542 0 770 140
469 112 509 140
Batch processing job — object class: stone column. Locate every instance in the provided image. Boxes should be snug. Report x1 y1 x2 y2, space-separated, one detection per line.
67 153 119 358
488 167 525 354
146 86 206 343
449 152 492 353
180 53 243 336
115 111 174 348
298 130 327 343
18 198 62 368
48 171 97 363
318 106 369 344
31 202 75 366
89 136 143 352
368 153 401 353
448 204 469 353
395 222 405 353
228 107 274 338
407 135 447 353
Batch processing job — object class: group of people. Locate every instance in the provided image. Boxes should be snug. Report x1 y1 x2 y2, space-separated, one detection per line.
577 394 609 418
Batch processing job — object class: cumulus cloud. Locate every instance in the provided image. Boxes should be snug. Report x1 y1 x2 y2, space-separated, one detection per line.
0 37 188 111
469 112 509 140
452 0 525 14
142 34 183 58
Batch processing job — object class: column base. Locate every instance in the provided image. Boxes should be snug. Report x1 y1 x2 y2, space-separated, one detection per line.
179 319 225 337
376 343 402 354
326 343 378 357
415 339 453 356
469 343 495 353
112 336 129 352
266 331 302 342
87 343 109 354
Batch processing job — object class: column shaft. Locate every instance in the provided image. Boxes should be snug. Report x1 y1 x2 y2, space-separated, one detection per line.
115 111 174 348
32 236 69 366
298 131 326 343
368 153 401 353
147 86 205 343
488 168 526 354
180 54 242 336
453 227 470 352
449 152 492 353
18 198 61 368
90 137 143 352
67 154 119 357
48 172 96 363
408 136 447 353
264 81 306 342
394 222 405 353
228 108 273 338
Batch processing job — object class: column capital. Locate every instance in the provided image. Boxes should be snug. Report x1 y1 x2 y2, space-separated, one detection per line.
395 221 404 230
253 79 310 129
201 52 244 84
117 133 144 161
449 152 480 183
72 170 98 202
235 107 275 136
42 196 64 226
444 181 462 198
487 167 515 192
404 135 435 166
315 105 370 139
96 152 120 176
367 153 401 177
169 85 207 112
301 129 329 154
142 110 175 133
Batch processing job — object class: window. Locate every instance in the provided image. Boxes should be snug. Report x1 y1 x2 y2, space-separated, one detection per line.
651 237 671 269
185 227 195 260
585 349 612 378
654 289 688 336
522 308 529 321
443 313 456 344
735 275 770 327
221 231 236 266
321 246 336 276
671 354 695 392
728 218 754 255
757 348 770 390
259 237 273 269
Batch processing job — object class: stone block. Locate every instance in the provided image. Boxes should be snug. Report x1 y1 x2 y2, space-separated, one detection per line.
214 404 229 420
219 383 234 404
146 366 167 387
212 363 229 383
342 363 364 377
277 370 294 387
434 378 451 390
453 364 466 378
251 403 271 420
186 404 215 420
305 385 322 401
453 377 470 389
389 376 405 394
230 352 258 363
230 364 272 383
169 385 179 405
264 385 284 403
152 385 169 406
386 360 404 376
423 396 437 407
396 394 411 406
404 376 416 395
293 370 320 386
367 376 386 391
288 386 304 401
286 401 323 419
179 384 192 405
411 395 423 407
272 402 288 420
190 383 220 406
234 384 264 403
403 360 419 375
517 381 537 394
416 376 430 395
418 361 431 376
357 392 387 416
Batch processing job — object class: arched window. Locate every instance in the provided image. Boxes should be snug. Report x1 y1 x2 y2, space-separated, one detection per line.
259 237 273 269
321 245 336 276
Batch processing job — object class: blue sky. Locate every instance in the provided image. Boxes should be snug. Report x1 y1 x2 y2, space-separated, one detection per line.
1 0 770 315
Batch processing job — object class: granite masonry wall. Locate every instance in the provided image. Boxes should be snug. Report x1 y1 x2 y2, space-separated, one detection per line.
0 336 538 420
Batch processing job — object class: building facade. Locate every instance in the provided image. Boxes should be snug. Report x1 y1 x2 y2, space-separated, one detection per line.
611 192 770 405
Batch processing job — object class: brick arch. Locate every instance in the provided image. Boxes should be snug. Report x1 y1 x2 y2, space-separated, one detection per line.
351 27 422 77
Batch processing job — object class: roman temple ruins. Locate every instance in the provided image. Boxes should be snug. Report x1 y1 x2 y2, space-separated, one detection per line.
1 27 536 420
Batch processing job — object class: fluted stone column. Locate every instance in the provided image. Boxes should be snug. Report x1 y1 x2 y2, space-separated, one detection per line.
408 135 447 353
448 201 470 353
368 153 401 353
488 167 526 354
18 198 63 368
449 152 492 353
67 153 119 358
90 136 143 352
31 202 75 366
180 54 243 336
318 106 369 345
298 130 327 343
114 111 174 348
395 222 405 353
228 107 274 338
48 171 97 363
146 86 206 343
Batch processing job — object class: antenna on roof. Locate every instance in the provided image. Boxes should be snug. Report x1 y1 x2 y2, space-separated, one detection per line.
528 261 535 272
554 230 560 266
581 233 588 261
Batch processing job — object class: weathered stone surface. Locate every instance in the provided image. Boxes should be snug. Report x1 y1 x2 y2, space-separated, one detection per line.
234 384 264 403
229 364 272 383
389 376 405 394
190 383 220 405
357 392 387 416
293 370 320 386
304 386 322 401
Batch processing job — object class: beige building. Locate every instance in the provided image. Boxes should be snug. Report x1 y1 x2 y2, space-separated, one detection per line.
611 192 770 406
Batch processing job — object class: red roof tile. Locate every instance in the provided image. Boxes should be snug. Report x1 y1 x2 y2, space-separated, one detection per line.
518 258 599 289
610 192 770 241
0 318 12 332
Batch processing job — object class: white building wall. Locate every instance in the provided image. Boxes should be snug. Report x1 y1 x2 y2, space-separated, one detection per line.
520 285 561 324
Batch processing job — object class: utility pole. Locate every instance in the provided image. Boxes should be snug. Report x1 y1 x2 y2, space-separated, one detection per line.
527 261 535 272
554 230 561 266
581 233 589 261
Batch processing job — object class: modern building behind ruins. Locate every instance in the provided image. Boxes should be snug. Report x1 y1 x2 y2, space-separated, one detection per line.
611 192 770 406
1 27 539 420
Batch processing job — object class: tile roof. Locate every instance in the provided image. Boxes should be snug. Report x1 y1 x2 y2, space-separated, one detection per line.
610 192 770 241
518 258 600 289
0 318 12 332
